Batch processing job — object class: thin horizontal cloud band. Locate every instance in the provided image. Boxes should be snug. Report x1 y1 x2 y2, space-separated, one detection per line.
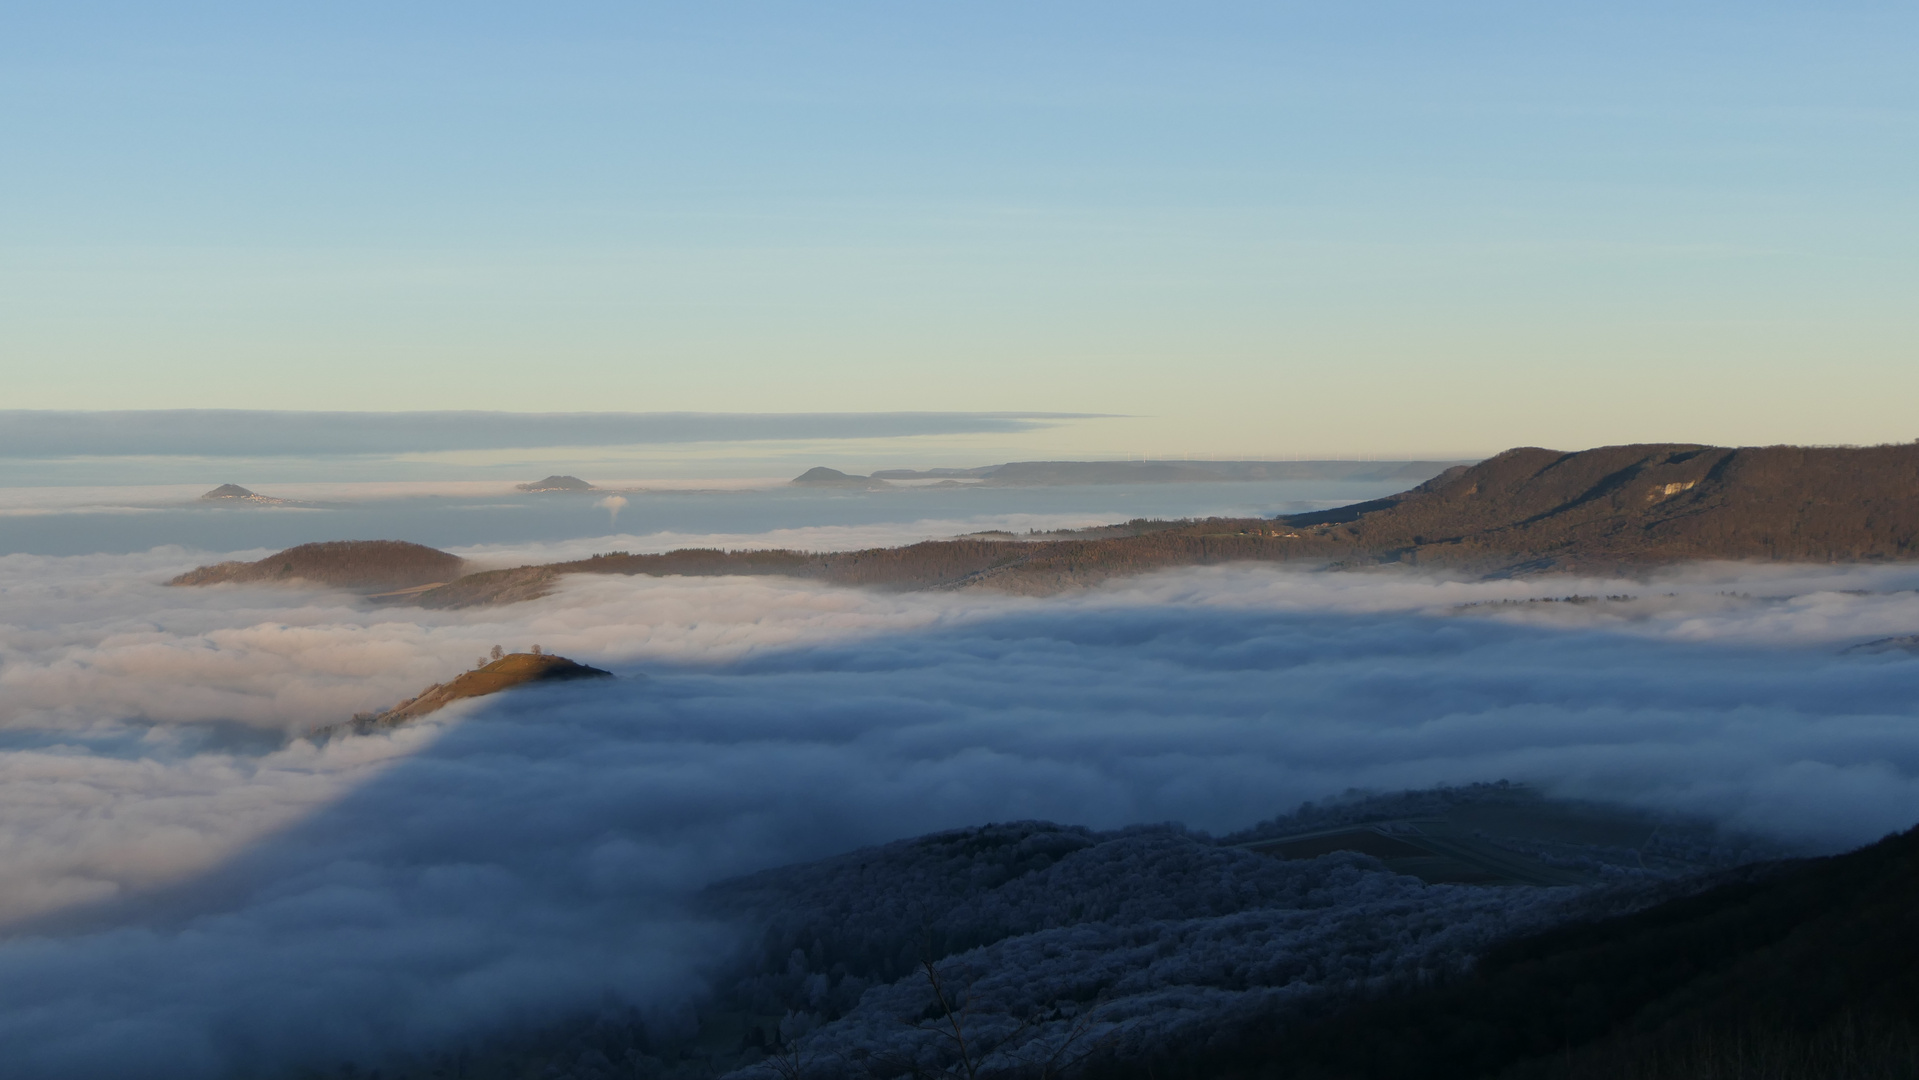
0 410 1114 459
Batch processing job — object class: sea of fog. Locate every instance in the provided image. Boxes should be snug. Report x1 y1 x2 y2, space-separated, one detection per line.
1 486 1918 1077
0 478 1413 558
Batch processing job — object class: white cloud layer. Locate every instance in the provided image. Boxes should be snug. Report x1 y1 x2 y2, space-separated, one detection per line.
449 513 1142 567
0 410 1083 458
0 550 1916 1076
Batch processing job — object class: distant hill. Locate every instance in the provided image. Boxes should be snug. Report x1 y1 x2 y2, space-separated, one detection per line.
199 484 288 504
168 443 1919 606
315 651 612 738
872 459 1473 485
790 466 889 489
516 475 595 492
166 540 466 592
1278 442 1919 572
517 443 1916 597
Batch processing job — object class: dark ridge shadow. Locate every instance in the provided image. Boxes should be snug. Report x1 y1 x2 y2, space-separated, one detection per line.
1277 495 1403 526
8 601 1895 942
1511 461 1650 527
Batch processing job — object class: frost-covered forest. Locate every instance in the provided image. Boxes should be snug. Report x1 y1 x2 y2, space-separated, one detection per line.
353 785 1775 1080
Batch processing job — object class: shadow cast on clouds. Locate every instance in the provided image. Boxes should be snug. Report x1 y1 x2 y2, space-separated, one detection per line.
0 566 1917 1076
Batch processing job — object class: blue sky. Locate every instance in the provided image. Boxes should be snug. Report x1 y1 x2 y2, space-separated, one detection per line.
3 2 1914 457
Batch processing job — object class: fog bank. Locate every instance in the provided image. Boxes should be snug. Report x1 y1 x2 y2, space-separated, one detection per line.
0 553 1916 1076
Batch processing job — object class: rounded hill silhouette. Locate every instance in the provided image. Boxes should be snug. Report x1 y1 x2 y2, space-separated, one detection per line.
516 475 595 492
167 540 465 592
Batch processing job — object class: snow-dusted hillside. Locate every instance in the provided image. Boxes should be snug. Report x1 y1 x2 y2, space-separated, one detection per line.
313 785 1778 1079
698 785 1769 1079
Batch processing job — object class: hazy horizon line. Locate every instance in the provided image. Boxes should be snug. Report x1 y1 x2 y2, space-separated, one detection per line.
0 409 1120 459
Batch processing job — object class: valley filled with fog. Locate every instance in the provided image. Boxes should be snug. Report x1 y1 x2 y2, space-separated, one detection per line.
3 486 1918 1076
10 0 1913 1069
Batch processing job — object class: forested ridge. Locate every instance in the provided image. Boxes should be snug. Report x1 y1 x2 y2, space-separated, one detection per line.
172 442 1919 606
167 539 465 591
1088 818 1919 1079
321 786 1815 1080
1293 441 1919 573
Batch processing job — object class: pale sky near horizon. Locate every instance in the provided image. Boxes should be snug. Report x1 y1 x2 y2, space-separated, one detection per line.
3 2 1914 458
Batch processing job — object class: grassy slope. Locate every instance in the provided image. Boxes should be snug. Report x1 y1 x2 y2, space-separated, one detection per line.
320 652 613 736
